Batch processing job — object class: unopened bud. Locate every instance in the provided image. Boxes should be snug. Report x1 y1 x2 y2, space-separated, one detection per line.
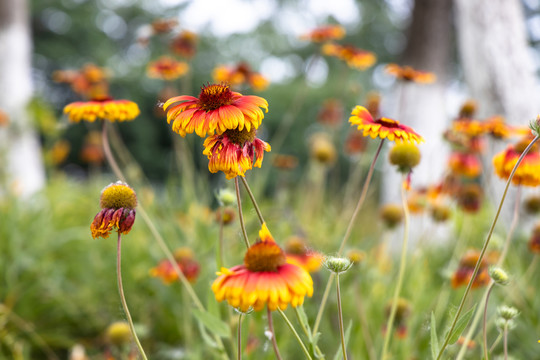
489 266 509 285
498 305 519 321
529 115 540 137
323 256 353 274
216 188 236 207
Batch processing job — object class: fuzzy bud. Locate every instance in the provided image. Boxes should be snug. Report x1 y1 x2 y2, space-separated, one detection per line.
216 188 236 207
498 305 519 321
323 256 353 274
489 266 509 286
529 115 540 137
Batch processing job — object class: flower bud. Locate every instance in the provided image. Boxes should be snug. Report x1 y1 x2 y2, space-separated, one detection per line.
323 256 353 274
489 266 509 285
529 115 540 137
216 188 236 207
106 321 131 346
498 305 519 321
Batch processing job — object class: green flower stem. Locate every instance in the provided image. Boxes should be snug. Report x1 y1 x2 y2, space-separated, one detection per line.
381 175 410 360
267 307 283 360
482 283 495 360
277 309 313 360
313 139 384 337
240 176 265 225
336 274 348 360
293 307 324 358
489 333 502 353
102 122 229 359
237 313 243 360
116 233 148 360
218 205 225 268
437 134 540 360
503 323 509 360
235 177 250 249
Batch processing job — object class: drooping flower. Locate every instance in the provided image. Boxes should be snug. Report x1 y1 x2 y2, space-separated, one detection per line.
493 137 540 187
385 64 436 84
64 98 140 123
147 56 189 81
202 128 271 179
300 25 346 43
90 181 137 239
170 30 198 58
448 152 482 178
212 223 314 312
163 83 268 138
284 236 323 273
451 250 492 289
349 106 423 143
149 247 200 284
213 62 269 91
322 43 376 70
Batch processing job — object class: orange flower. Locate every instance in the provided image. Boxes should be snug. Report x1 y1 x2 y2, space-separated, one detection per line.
452 119 486 138
213 62 269 91
170 30 198 58
448 152 482 178
385 64 436 84
202 128 271 179
349 106 423 143
344 130 367 155
493 138 540 186
212 223 313 312
80 131 104 164
317 98 344 127
91 182 137 239
322 43 376 70
150 18 178 34
147 56 189 81
64 98 140 123
483 116 512 139
284 236 323 273
300 25 346 43
150 247 200 284
164 83 268 138
54 64 109 99
451 250 491 289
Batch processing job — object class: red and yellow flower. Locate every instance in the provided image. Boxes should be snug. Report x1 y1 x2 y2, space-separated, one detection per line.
90 181 137 239
448 152 482 178
284 236 323 273
300 25 346 43
385 64 436 84
349 106 423 143
483 116 512 139
163 83 268 138
456 183 483 213
451 250 491 289
212 223 313 312
213 62 269 91
64 98 140 123
322 43 376 70
202 128 271 179
493 137 540 186
170 30 198 58
150 247 200 284
147 56 189 81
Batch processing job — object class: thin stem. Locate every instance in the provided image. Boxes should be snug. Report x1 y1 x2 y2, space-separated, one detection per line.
437 134 540 359
267 307 283 360
218 205 225 268
497 186 521 266
489 333 502 353
237 313 243 360
381 174 410 360
503 323 509 360
102 121 127 182
235 177 250 249
336 274 348 360
483 283 495 360
116 233 148 360
313 139 384 336
240 176 265 225
277 309 313 360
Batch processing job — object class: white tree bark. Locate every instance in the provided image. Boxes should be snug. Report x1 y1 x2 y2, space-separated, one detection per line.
455 0 540 124
0 0 45 196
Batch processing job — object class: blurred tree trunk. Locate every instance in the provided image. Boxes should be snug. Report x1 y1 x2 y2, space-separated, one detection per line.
455 0 540 124
0 0 45 196
383 0 453 203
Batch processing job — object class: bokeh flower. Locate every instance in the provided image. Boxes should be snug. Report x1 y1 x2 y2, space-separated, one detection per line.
451 250 491 289
272 154 299 170
215 206 236 225
317 98 344 127
90 181 137 239
170 30 198 58
213 62 269 91
284 236 323 273
164 83 268 137
483 115 512 139
528 222 540 254
322 43 376 70
147 56 189 81
150 247 200 284
309 133 337 164
202 128 271 179
64 98 140 123
388 142 421 174
379 204 404 229
383 298 411 339
80 131 104 164
385 64 436 84
349 106 423 144
456 183 483 213
448 152 482 178
212 223 313 312
493 137 540 186
300 25 346 43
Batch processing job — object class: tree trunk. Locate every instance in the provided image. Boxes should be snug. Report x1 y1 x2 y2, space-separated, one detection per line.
0 0 45 196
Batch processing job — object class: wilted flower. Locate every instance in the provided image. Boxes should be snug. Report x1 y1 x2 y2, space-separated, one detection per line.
528 222 540 254
212 223 313 311
456 183 483 213
524 195 540 214
430 203 452 223
215 206 236 225
90 181 137 239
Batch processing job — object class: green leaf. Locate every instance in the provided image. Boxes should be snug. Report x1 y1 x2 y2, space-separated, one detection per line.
431 312 439 360
192 309 230 338
446 305 477 345
332 321 352 360
197 321 218 348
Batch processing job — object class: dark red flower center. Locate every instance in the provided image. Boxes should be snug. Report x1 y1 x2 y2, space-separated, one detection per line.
378 117 400 128
198 84 234 111
224 128 257 145
244 241 286 272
